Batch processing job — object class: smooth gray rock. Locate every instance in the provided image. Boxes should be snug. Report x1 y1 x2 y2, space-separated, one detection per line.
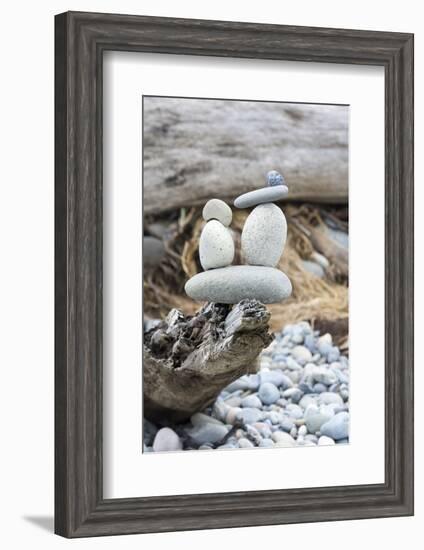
302 260 325 278
318 435 336 446
318 392 344 406
237 407 263 425
202 198 232 226
185 265 292 304
188 423 229 446
199 220 234 270
144 236 165 269
291 345 313 365
304 405 334 433
241 203 287 267
259 438 274 448
241 394 262 408
152 428 183 452
272 431 296 447
190 413 225 427
312 366 338 386
258 382 280 405
234 185 289 208
320 412 349 440
260 369 291 388
238 437 255 448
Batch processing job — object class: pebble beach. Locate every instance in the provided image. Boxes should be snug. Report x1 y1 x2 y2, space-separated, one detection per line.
144 320 349 453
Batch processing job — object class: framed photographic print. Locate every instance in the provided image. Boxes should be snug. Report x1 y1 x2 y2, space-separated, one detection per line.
55 11 414 537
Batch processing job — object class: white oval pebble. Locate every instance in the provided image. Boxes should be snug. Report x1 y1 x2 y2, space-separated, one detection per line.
152 428 182 452
199 220 234 270
202 198 233 226
272 431 296 447
241 203 287 267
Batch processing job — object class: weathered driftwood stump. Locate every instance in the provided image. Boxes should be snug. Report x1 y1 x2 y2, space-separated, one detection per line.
143 300 273 424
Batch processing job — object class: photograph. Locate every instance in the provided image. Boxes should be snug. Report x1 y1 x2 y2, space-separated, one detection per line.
142 96 350 453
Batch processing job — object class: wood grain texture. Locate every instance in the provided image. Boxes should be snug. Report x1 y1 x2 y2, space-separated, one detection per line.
143 98 349 213
143 301 273 423
54 11 414 538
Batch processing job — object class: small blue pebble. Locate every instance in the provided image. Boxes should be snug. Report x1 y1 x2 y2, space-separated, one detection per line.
267 170 286 187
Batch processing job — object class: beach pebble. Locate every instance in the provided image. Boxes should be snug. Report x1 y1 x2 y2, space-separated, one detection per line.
226 407 242 425
234 185 288 209
318 392 344 407
298 425 307 437
299 394 318 409
185 265 292 304
258 382 280 405
320 412 349 440
199 220 234 270
188 423 229 446
267 170 286 187
291 345 313 365
237 407 263 425
238 437 255 448
191 413 224 427
272 431 296 447
241 394 262 408
152 428 183 452
304 405 334 433
318 435 336 446
202 198 232 226
259 438 274 448
302 260 325 278
241 203 287 267
311 251 330 269
312 366 338 386
260 369 292 389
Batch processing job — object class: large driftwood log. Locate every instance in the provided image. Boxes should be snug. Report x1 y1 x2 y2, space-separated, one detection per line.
143 300 273 424
143 98 348 215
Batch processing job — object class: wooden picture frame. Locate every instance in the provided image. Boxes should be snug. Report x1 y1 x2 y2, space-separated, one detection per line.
55 11 414 538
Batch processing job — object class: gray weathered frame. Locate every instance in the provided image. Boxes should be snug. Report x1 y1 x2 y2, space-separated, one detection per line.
55 11 414 538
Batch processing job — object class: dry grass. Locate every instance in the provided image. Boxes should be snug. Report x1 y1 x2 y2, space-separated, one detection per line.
144 204 349 346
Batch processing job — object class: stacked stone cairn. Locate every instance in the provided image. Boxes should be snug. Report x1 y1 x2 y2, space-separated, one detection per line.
185 170 292 304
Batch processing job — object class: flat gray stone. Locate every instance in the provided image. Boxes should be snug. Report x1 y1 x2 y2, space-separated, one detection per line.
234 185 288 209
184 265 292 304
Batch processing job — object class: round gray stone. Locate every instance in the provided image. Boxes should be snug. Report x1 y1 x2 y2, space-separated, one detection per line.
144 236 165 269
188 423 229 446
258 382 280 405
234 185 289 209
320 412 349 440
202 198 232 226
241 394 262 408
185 265 292 304
152 428 183 452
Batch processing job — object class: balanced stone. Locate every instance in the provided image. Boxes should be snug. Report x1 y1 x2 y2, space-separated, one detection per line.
202 198 232 226
241 203 287 267
184 265 292 304
267 170 286 187
199 219 234 270
234 185 289 209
